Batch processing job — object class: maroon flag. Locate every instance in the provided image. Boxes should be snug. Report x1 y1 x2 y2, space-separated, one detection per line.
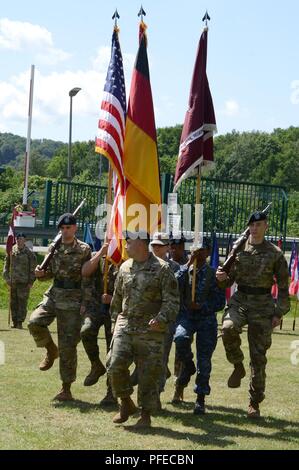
174 28 216 191
6 213 16 255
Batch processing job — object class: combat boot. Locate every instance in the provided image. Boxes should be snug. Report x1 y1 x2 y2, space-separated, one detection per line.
39 340 59 371
16 322 23 329
194 394 205 415
113 397 138 424
171 384 185 404
247 400 260 419
53 383 73 401
99 387 118 407
132 409 151 428
227 362 246 388
11 322 17 328
83 359 106 386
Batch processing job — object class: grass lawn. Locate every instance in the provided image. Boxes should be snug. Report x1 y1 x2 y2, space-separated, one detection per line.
0 249 298 450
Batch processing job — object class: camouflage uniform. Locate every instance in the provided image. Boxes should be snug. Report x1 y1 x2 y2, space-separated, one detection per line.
222 239 290 404
80 259 118 361
28 238 91 384
175 263 225 395
107 253 180 412
3 244 36 324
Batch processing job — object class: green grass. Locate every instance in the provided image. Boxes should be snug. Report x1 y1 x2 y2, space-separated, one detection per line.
0 249 299 450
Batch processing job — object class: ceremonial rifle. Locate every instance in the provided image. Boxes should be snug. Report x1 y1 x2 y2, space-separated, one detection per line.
39 199 86 271
220 203 272 274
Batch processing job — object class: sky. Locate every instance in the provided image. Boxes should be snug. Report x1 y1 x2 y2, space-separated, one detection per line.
0 0 298 143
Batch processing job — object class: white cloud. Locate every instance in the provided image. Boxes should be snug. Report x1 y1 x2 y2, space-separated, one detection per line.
222 100 240 117
0 18 70 64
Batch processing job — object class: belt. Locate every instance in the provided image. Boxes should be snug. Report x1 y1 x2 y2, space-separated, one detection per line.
53 279 81 289
238 285 271 295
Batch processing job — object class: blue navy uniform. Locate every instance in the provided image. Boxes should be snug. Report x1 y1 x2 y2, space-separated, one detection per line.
174 263 225 395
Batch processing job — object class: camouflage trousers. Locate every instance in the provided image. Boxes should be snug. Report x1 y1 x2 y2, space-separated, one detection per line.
10 283 30 323
222 291 273 404
107 325 164 412
28 296 81 384
80 307 113 362
174 314 218 395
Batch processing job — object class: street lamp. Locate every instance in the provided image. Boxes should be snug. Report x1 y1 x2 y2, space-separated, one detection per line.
67 87 81 210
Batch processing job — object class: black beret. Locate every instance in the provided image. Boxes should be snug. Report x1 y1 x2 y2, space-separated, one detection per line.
247 211 267 225
169 234 186 245
16 232 26 239
57 213 77 228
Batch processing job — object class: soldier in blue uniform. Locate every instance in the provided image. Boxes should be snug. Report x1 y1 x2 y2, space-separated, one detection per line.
174 238 226 414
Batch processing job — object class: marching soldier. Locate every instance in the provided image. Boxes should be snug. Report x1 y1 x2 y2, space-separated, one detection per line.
3 232 36 329
80 243 118 406
216 211 290 418
108 231 180 428
28 213 91 401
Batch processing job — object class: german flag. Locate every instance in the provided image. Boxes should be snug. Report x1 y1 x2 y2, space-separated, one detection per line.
123 22 161 233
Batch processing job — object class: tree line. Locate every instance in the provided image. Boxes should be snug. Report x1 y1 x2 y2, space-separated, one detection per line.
0 126 298 235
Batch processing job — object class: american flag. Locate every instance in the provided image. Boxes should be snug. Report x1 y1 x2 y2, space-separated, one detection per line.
95 28 126 264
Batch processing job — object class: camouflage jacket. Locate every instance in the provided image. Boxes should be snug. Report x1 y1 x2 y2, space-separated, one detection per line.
3 245 36 285
111 253 180 333
83 256 119 310
225 240 290 316
39 237 91 309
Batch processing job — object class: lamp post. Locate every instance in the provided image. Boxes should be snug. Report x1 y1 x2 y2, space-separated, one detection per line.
67 87 81 210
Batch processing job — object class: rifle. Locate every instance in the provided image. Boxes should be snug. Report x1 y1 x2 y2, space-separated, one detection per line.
39 199 86 271
221 203 272 274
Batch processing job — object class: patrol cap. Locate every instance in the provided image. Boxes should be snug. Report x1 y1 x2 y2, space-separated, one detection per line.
16 232 26 239
169 233 186 245
57 213 77 228
247 211 267 226
123 230 150 242
150 232 169 246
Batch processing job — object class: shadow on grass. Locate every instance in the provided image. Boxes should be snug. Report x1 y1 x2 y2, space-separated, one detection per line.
123 404 299 448
52 399 118 413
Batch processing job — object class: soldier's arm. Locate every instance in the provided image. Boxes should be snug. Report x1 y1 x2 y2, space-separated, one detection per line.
3 254 10 284
80 246 93 308
275 252 291 317
155 265 180 326
110 270 123 322
81 243 108 277
29 250 37 285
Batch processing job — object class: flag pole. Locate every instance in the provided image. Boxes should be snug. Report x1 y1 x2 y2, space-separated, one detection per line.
293 299 298 331
104 164 113 294
191 167 202 302
23 65 35 209
8 253 12 327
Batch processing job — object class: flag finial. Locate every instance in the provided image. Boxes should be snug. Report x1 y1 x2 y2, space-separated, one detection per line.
112 9 120 28
138 5 146 21
202 11 211 27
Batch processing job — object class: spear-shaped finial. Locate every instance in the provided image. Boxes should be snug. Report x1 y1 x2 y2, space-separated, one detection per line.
112 9 120 28
138 5 146 22
202 10 211 27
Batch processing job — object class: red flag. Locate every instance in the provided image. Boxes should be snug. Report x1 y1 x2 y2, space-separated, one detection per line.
289 253 299 297
271 237 283 300
174 28 216 191
6 213 16 255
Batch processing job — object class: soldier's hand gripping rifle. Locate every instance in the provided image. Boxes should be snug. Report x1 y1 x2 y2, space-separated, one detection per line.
220 203 272 275
39 198 86 271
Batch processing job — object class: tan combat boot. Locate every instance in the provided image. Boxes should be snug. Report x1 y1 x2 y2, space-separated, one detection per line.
171 384 185 404
83 359 106 386
53 383 73 401
39 340 59 371
248 401 260 419
113 397 138 424
227 362 246 388
132 409 151 428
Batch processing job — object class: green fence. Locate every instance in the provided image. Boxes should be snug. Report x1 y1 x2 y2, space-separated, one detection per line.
41 176 288 251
